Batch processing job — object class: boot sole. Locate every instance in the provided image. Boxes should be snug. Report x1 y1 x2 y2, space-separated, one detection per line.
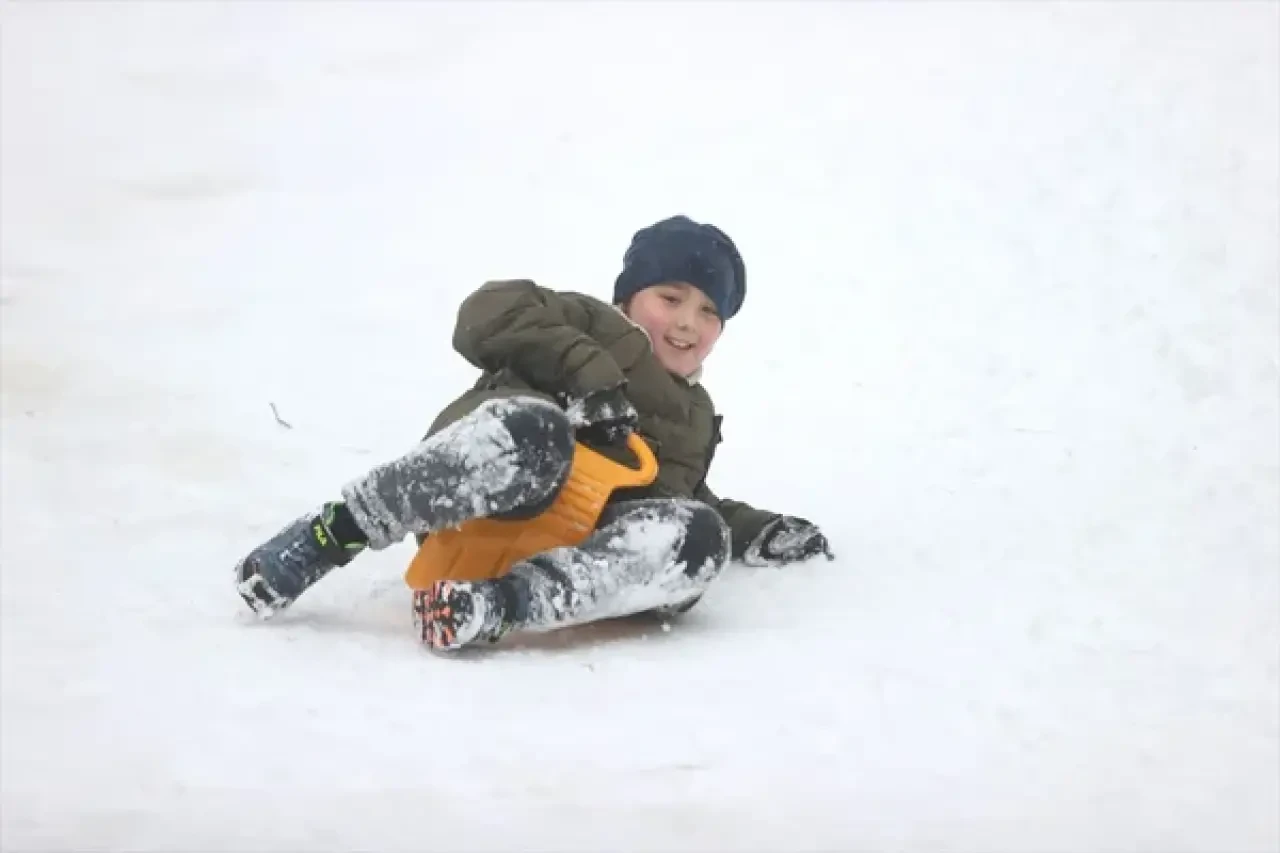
235 559 293 618
414 582 480 650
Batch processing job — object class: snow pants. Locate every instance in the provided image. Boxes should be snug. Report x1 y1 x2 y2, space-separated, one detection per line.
340 396 730 627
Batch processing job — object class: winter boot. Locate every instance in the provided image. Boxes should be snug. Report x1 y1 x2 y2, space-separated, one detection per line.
235 502 366 617
414 580 517 650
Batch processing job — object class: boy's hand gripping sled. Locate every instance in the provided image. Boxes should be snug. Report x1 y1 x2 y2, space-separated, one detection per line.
404 434 659 590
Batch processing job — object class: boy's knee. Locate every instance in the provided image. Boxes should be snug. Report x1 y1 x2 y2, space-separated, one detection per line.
677 501 730 582
654 502 727 617
473 396 575 520
466 396 574 465
475 396 572 451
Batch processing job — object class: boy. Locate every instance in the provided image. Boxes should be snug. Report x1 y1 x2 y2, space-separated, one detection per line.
234 215 832 650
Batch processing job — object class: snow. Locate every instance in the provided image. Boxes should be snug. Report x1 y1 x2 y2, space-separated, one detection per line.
1 1 1277 850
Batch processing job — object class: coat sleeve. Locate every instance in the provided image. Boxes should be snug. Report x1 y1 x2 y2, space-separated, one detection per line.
452 279 627 397
695 481 779 560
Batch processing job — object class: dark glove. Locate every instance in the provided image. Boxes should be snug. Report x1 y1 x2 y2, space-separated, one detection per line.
558 385 638 445
743 515 833 566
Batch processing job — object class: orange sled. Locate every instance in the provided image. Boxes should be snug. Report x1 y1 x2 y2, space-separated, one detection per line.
404 433 659 590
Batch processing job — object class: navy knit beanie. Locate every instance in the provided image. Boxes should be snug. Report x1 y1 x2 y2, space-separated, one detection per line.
613 215 746 321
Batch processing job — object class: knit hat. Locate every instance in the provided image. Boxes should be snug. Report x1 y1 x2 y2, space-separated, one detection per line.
613 215 746 321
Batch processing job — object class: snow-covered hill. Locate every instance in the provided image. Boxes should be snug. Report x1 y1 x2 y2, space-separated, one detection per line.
2 3 1277 850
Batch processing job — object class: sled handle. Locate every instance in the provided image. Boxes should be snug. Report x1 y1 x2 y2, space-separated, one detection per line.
593 433 659 489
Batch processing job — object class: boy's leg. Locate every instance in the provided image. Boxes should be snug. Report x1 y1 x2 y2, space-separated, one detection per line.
235 396 574 617
418 498 730 649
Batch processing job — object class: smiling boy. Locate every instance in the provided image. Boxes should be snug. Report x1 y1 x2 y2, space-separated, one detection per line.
234 215 832 649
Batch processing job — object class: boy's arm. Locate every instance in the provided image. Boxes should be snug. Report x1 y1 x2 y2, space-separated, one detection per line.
452 279 626 397
697 482 833 565
694 482 779 560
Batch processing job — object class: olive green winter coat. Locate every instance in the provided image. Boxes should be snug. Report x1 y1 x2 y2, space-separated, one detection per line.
424 279 778 558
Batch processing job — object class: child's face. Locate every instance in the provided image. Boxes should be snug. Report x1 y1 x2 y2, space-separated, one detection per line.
625 281 724 377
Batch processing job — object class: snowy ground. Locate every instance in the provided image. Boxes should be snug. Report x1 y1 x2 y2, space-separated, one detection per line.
2 2 1277 851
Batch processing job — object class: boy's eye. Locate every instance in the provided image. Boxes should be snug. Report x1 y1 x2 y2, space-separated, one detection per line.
661 293 680 305
700 304 718 316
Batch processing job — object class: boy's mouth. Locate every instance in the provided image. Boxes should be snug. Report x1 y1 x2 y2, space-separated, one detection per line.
664 337 695 352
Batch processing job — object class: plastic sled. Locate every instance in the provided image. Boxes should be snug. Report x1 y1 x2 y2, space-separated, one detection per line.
404 432 658 590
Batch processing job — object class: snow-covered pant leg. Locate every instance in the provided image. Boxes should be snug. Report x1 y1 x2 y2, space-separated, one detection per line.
500 498 730 633
340 396 574 550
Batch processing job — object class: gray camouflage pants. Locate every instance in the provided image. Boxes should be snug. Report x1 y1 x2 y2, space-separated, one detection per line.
340 395 730 627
